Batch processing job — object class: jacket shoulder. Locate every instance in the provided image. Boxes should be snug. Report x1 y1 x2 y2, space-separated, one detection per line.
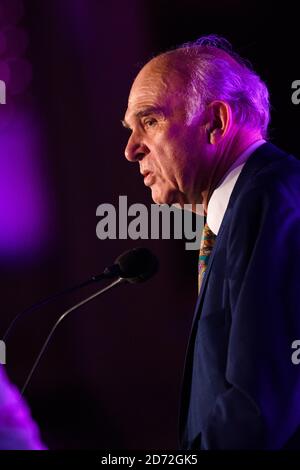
231 143 300 210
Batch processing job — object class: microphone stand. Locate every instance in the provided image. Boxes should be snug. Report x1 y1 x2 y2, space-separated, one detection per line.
2 268 120 342
21 277 125 396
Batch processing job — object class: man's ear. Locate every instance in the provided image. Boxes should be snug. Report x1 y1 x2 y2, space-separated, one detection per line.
205 101 232 144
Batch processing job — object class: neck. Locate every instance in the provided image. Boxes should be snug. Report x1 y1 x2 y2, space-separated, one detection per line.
201 127 263 212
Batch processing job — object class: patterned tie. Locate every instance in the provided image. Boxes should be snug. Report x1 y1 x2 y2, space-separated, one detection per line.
198 220 217 293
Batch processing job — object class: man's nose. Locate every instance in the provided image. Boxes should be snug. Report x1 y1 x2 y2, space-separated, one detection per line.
124 133 149 162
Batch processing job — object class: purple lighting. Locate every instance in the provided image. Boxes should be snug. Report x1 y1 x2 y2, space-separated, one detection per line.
0 59 9 83
0 366 45 449
0 0 24 28
5 58 32 95
0 31 6 55
0 112 49 259
0 0 51 262
2 26 29 56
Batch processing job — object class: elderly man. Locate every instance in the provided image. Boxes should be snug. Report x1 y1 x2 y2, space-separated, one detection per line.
123 35 300 449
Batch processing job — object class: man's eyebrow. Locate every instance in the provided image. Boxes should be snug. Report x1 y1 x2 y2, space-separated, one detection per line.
136 106 165 118
121 106 165 128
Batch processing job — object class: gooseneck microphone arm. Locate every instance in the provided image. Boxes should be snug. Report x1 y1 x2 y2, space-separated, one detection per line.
3 246 158 343
21 276 125 396
2 266 121 342
5 247 158 394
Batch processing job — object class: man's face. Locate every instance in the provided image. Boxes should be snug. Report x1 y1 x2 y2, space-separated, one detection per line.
123 58 212 207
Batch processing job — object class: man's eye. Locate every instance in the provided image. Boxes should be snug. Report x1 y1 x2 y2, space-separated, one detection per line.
144 118 157 128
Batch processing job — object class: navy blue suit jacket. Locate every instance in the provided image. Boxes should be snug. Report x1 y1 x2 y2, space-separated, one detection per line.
179 142 300 449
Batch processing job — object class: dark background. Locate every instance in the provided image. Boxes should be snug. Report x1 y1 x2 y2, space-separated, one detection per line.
0 0 298 449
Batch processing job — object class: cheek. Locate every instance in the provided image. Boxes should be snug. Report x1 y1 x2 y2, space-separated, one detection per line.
158 151 179 181
151 132 189 181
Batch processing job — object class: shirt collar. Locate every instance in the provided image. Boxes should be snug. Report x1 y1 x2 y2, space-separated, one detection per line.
206 139 266 235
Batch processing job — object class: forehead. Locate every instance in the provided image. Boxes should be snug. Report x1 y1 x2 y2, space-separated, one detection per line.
125 59 184 123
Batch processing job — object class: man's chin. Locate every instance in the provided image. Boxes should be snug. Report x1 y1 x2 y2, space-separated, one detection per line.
150 187 177 206
150 188 166 205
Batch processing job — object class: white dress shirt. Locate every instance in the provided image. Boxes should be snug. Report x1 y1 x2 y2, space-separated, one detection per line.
207 139 266 235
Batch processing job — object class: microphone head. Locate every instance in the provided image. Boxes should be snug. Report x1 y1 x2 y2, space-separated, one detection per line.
115 247 159 283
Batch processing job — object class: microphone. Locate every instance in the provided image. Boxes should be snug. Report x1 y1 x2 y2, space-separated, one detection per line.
2 247 158 342
19 247 158 395
108 246 159 283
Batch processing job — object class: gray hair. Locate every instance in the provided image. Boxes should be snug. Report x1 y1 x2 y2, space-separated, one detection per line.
160 35 270 138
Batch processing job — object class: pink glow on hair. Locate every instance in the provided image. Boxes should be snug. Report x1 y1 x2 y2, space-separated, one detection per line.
163 35 270 138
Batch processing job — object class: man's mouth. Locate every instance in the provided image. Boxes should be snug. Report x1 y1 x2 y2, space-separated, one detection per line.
141 170 154 186
144 172 154 186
